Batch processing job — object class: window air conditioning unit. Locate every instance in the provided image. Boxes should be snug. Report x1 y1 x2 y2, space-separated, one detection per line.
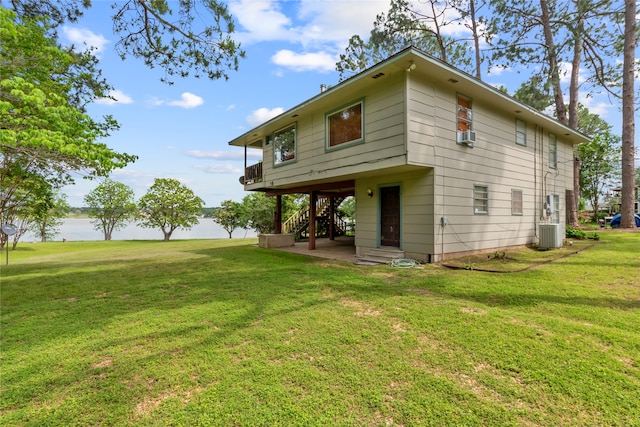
458 130 476 147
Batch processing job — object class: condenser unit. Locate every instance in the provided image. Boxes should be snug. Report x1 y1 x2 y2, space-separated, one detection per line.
539 224 562 249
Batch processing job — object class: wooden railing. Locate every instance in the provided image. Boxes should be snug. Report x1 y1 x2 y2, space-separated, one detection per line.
283 196 348 239
244 162 263 184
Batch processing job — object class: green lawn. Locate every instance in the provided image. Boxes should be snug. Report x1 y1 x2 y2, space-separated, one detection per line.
1 234 639 426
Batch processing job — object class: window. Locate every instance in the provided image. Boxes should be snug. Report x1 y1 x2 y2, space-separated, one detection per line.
516 119 527 146
457 95 473 132
552 194 560 224
473 184 489 214
549 133 557 168
512 189 523 215
273 124 296 165
327 101 363 149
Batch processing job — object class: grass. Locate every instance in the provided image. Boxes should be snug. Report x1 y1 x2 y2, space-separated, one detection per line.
1 234 639 426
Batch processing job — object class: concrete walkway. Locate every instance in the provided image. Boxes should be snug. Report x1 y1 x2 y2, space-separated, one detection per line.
273 237 357 262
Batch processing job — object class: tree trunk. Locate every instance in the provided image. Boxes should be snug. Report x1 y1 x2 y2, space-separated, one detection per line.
540 0 567 125
567 0 584 227
469 0 482 79
620 0 636 228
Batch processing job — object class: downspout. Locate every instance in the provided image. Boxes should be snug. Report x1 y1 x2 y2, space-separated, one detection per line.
534 125 538 239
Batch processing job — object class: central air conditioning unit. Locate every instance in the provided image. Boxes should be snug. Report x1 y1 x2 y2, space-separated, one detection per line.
539 223 562 249
458 130 476 147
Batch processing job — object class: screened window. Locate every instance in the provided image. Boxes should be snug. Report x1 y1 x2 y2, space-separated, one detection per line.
512 189 523 215
473 184 489 215
549 133 557 168
274 124 296 165
457 95 473 132
552 194 560 224
327 101 363 148
516 119 527 146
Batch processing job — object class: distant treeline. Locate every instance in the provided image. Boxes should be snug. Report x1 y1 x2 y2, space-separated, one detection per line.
68 207 219 218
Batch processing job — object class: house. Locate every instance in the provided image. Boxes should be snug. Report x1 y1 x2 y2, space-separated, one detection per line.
227 47 589 262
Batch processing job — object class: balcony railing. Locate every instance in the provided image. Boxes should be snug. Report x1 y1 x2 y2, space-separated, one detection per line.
243 162 263 184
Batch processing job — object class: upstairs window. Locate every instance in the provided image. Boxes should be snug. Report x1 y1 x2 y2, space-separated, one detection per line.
457 95 473 132
549 133 557 168
274 124 296 165
516 119 527 146
457 95 475 146
327 101 363 149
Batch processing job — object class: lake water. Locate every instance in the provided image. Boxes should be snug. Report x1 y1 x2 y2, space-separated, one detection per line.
22 218 257 242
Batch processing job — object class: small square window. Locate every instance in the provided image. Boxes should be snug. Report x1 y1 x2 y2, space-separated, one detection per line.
512 189 523 215
474 184 489 215
516 119 527 146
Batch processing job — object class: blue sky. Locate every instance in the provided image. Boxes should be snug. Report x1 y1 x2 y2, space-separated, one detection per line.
60 0 638 207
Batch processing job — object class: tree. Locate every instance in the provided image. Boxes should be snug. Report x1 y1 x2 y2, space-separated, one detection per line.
578 131 621 220
84 179 137 240
619 0 636 228
238 193 298 234
6 0 246 85
489 0 624 227
211 200 243 238
513 75 553 111
28 190 70 243
137 178 204 241
0 9 137 223
336 0 478 81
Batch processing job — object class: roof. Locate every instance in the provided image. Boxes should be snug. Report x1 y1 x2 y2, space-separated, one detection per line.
227 46 590 148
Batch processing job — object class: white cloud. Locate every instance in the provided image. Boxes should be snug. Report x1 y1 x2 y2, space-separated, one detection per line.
229 0 391 69
246 107 285 127
194 164 243 174
488 65 511 76
229 0 293 44
62 26 109 53
186 150 262 161
272 50 336 72
146 96 165 107
167 92 204 109
578 95 612 118
94 89 134 106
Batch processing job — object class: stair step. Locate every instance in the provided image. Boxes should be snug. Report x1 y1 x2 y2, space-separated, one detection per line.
358 248 405 265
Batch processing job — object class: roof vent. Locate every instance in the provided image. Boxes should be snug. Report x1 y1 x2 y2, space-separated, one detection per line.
372 72 385 79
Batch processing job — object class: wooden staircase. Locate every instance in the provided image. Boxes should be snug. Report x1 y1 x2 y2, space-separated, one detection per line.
283 196 348 240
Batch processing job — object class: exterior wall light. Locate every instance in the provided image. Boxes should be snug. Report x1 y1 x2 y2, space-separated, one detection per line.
367 188 374 197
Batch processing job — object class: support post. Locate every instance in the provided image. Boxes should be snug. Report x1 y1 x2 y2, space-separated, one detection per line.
275 195 282 234
329 196 335 241
309 191 316 250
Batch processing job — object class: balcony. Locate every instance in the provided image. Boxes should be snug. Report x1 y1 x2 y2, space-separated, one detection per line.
242 162 263 185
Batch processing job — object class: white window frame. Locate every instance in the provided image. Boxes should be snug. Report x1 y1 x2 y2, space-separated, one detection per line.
552 194 560 224
512 189 523 215
473 184 489 215
516 119 527 146
273 124 296 166
549 133 558 169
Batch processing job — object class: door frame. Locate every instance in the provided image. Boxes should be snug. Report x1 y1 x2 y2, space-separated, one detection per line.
377 183 402 248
